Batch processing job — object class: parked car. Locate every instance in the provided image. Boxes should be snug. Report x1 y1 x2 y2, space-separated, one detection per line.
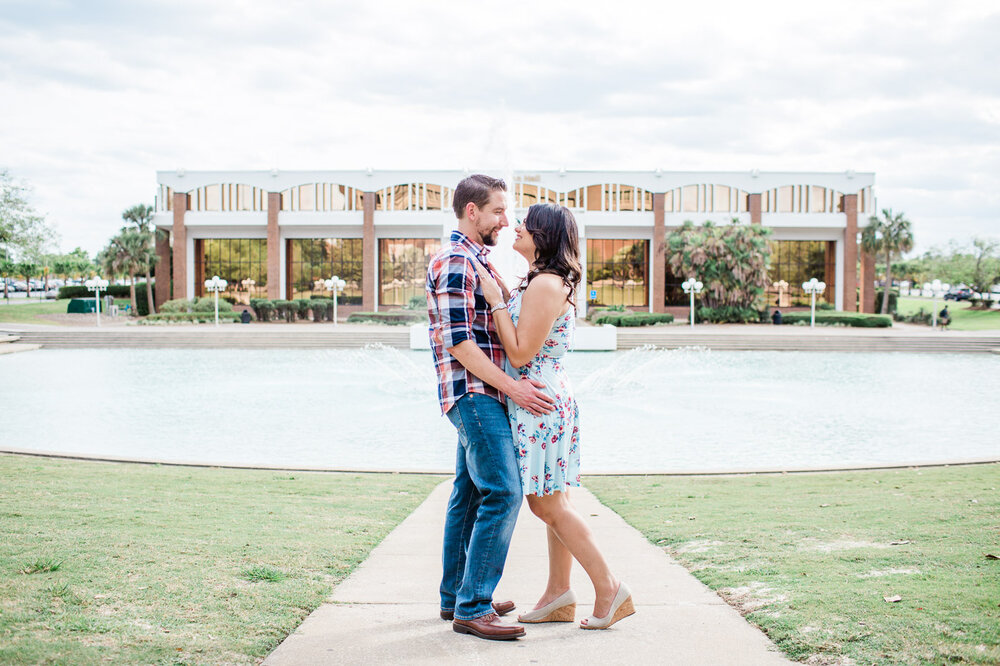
944 287 973 301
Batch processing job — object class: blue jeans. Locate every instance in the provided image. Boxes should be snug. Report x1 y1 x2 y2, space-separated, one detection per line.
441 393 522 620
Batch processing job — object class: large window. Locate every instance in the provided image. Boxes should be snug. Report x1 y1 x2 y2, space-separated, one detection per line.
287 238 363 300
587 239 649 307
194 238 268 304
767 240 835 306
379 238 441 306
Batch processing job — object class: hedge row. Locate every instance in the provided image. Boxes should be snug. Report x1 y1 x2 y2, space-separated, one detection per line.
248 298 342 322
593 312 674 327
139 312 242 324
779 311 892 328
347 311 427 325
309 294 362 305
697 306 762 323
59 283 151 316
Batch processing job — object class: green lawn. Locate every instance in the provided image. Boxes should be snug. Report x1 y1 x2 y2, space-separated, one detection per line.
588 464 1000 665
0 299 71 325
0 454 443 665
896 296 1000 331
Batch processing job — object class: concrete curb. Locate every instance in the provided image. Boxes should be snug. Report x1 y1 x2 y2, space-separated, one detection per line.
2 448 996 477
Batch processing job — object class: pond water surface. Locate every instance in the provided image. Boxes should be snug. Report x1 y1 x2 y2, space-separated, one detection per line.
1 347 997 472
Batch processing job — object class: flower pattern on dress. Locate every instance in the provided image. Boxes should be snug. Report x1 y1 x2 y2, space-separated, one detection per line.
504 289 581 498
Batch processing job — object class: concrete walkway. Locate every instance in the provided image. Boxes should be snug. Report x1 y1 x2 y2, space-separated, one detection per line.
264 482 790 665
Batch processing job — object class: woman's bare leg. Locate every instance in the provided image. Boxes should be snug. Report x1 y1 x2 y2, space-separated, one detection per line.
532 524 574 609
527 491 619 618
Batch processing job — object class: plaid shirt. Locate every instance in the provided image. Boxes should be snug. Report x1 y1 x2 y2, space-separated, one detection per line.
426 230 507 414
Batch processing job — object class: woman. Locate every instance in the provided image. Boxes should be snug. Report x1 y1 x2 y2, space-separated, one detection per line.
474 203 633 630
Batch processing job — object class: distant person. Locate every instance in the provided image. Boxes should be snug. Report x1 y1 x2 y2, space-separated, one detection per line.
426 174 554 641
939 305 950 329
476 203 635 630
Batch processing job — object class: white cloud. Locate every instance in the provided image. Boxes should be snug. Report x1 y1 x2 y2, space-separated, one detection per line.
0 0 997 255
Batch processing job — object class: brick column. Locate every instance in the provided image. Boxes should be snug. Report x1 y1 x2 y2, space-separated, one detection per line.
652 193 666 313
859 250 876 313
749 193 762 225
267 192 281 299
362 192 376 311
843 193 859 312
171 192 188 300
154 228 171 306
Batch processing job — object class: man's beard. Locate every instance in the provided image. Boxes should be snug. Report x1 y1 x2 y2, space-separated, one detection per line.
482 229 499 246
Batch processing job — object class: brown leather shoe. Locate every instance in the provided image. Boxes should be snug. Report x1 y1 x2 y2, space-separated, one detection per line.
440 600 515 621
452 612 525 640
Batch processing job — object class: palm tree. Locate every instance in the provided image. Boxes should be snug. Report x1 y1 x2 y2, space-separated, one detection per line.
861 208 914 314
109 229 151 315
121 204 158 314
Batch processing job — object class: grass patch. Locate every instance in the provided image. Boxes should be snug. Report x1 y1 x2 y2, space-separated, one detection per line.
0 299 72 325
242 565 285 583
897 296 1000 331
0 453 443 665
587 464 1000 665
19 557 63 574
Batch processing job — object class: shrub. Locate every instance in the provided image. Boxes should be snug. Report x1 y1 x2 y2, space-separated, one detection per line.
191 296 232 313
310 298 333 322
893 308 932 325
587 306 626 322
874 289 898 314
593 312 673 327
249 298 274 322
347 311 426 325
779 311 892 328
272 299 294 322
159 298 191 314
696 306 761 323
294 298 312 320
406 295 426 310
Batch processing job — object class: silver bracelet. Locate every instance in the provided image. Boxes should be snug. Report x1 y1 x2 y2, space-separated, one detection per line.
489 303 506 314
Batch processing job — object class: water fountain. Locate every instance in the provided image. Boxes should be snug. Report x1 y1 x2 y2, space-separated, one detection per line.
1 346 998 473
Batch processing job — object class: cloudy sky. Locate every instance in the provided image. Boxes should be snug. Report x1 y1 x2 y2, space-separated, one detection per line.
1 0 997 256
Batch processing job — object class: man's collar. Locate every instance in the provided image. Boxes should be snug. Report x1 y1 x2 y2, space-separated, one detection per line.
450 230 490 261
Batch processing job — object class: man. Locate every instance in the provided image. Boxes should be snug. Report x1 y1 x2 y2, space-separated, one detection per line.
426 174 555 641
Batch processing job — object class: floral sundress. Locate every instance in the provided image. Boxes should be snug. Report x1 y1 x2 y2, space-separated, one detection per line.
504 288 581 497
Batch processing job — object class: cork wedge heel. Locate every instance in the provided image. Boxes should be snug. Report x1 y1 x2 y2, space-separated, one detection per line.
517 589 577 623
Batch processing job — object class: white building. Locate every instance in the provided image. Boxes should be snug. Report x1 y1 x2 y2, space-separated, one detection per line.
151 169 878 316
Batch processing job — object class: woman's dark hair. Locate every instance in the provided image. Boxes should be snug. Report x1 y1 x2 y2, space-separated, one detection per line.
520 203 582 305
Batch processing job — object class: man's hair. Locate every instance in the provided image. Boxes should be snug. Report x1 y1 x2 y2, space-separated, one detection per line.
452 174 506 219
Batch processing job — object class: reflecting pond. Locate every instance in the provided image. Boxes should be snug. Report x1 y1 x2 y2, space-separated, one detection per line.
1 347 997 472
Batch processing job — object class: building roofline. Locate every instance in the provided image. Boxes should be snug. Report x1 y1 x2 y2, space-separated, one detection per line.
156 169 875 193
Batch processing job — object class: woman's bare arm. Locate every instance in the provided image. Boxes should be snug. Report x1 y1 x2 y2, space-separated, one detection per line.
477 264 569 368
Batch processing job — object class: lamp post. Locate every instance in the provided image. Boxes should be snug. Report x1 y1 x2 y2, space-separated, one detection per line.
925 278 943 328
204 275 228 326
681 278 703 327
84 277 109 327
802 277 826 328
324 275 346 325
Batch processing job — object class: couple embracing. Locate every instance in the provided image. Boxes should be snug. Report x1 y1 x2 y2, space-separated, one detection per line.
426 174 634 641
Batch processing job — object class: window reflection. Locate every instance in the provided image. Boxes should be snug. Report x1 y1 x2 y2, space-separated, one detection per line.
288 238 363 300
379 238 442 306
194 238 268 304
587 239 649 307
766 240 835 306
